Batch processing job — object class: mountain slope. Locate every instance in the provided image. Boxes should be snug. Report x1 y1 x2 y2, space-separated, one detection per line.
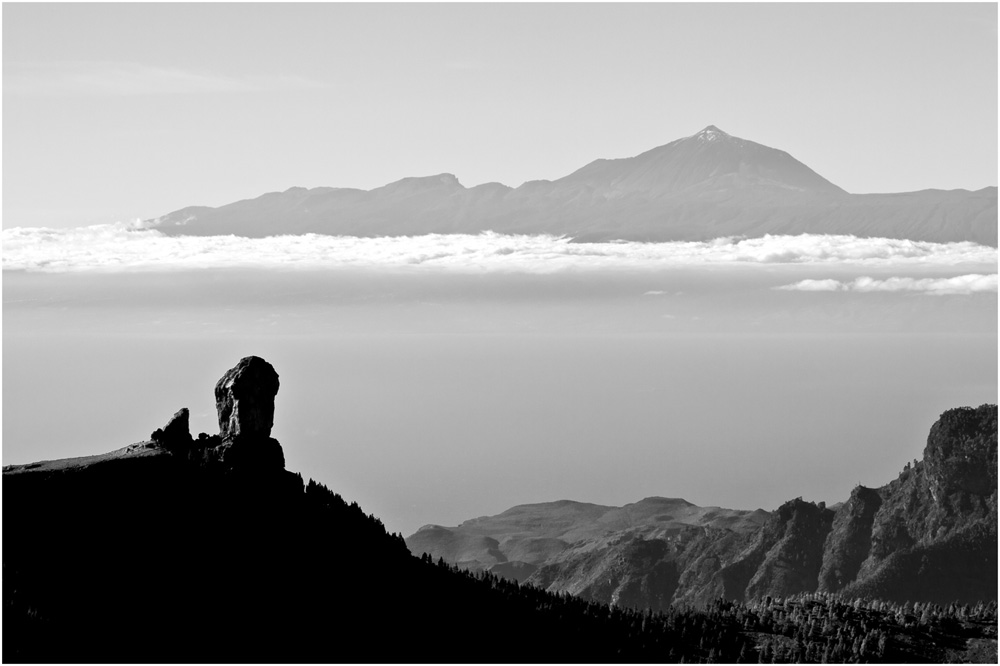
1 356 726 662
836 404 998 602
406 497 768 583
148 126 998 245
550 126 845 198
4 358 997 662
409 405 998 610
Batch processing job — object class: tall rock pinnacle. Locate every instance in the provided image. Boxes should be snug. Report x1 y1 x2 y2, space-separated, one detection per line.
215 356 280 441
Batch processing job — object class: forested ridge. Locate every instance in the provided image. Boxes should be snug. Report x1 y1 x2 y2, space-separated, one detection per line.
4 388 996 662
4 456 997 662
311 479 999 663
434 556 998 663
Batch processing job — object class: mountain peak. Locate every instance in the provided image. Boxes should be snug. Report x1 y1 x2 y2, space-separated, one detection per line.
694 125 730 142
146 125 996 246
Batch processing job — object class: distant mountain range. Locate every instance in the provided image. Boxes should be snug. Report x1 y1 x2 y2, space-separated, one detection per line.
149 125 998 246
407 404 998 610
406 497 770 584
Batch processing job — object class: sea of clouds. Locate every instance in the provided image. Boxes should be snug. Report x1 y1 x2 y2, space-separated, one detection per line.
2 224 996 295
775 274 997 296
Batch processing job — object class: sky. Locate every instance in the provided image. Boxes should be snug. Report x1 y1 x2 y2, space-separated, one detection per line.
4 261 997 536
2 3 998 538
3 2 998 229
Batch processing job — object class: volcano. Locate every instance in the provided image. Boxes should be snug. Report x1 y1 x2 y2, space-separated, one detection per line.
148 125 997 245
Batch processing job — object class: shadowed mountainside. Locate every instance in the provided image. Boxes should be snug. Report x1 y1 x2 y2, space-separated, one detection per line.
5 357 702 662
148 126 998 246
408 405 998 611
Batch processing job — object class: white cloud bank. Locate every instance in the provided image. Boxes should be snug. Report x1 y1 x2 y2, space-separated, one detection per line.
2 224 997 274
776 274 998 295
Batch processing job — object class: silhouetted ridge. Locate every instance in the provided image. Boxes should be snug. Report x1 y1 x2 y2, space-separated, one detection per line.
3 362 996 662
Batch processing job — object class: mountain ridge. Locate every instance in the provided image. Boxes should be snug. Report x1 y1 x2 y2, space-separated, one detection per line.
147 125 999 246
406 404 998 608
4 357 996 662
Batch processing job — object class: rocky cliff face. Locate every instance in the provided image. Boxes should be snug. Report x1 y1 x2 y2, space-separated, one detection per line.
922 404 997 528
817 486 882 593
525 498 837 610
743 498 834 600
411 405 997 608
838 404 998 602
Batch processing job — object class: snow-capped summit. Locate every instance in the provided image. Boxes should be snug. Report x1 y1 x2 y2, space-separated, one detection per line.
694 125 729 141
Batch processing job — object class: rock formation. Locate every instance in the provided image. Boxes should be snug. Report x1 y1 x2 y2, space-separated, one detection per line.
150 408 193 449
415 405 997 607
743 498 834 600
207 356 284 471
145 357 286 471
838 404 998 602
215 355 280 441
817 485 882 593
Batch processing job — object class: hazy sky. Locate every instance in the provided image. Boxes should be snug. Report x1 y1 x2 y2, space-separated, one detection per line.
4 265 997 536
4 2 997 228
2 2 998 538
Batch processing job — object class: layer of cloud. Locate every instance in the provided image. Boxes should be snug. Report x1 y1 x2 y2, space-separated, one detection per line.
2 224 996 273
776 274 998 295
4 61 325 96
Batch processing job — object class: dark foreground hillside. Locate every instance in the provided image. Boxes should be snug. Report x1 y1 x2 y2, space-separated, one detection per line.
4 357 997 662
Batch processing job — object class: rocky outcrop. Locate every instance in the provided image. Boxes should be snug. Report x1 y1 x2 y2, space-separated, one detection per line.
859 405 997 570
143 357 286 472
204 357 284 471
418 405 997 608
817 486 882 593
215 356 280 441
840 405 998 602
744 499 834 599
150 408 193 449
922 404 998 530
